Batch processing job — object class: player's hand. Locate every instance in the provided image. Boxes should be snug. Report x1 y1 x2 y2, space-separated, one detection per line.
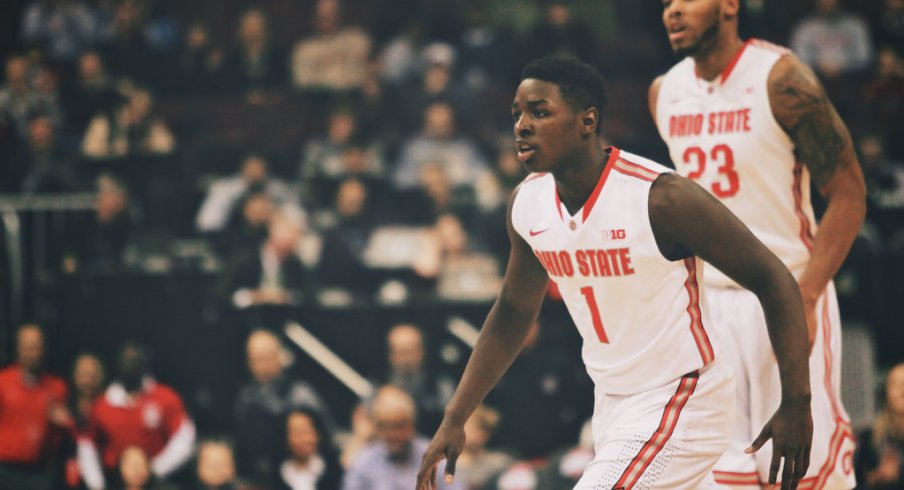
747 397 813 490
416 419 465 490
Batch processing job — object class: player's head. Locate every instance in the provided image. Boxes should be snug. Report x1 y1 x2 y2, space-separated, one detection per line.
513 56 607 172
662 0 740 58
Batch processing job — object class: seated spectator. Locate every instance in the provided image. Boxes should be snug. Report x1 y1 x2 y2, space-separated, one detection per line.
62 50 124 133
70 353 106 430
0 53 63 142
21 0 99 63
0 324 70 490
376 324 454 434
220 209 316 309
114 446 178 490
8 112 78 193
279 408 342 490
392 101 490 192
341 386 462 490
235 330 333 489
338 404 375 470
856 362 904 488
62 174 134 273
432 213 502 302
196 153 301 235
196 440 251 490
523 1 600 66
316 178 376 295
176 21 223 94
298 107 385 189
876 0 904 53
456 4 518 91
78 342 196 489
213 191 274 259
81 86 175 159
790 0 873 79
290 0 372 93
220 8 286 94
457 405 513 490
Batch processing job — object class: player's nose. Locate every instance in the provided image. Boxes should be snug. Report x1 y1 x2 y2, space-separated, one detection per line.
514 115 532 137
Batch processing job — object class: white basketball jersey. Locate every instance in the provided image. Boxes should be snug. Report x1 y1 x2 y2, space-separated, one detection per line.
512 148 718 395
656 39 817 288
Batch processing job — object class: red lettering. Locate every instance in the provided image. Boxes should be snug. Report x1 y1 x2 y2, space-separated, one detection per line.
596 250 612 277
607 249 622 276
741 108 751 132
575 250 590 276
708 112 716 134
558 251 574 277
693 114 704 135
618 248 635 275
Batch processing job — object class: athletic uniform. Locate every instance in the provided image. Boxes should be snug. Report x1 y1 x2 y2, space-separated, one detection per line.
655 39 856 489
512 147 735 489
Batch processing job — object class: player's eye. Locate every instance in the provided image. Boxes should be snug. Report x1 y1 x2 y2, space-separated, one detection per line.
533 110 548 118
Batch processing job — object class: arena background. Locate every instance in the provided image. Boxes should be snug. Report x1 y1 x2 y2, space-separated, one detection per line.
0 0 902 488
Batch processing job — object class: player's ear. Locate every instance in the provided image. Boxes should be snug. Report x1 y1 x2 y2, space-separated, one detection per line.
722 0 740 19
580 108 599 135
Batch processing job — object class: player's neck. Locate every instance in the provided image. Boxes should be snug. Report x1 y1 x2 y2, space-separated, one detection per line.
554 144 609 215
693 34 745 82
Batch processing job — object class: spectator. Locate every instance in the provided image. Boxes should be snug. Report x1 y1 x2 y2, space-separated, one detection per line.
876 0 904 54
220 8 286 94
341 386 462 490
392 101 490 191
377 324 454 434
196 440 250 490
456 4 518 91
0 324 70 490
316 178 376 294
81 87 175 159
338 404 375 470
196 153 301 235
290 0 372 93
856 362 904 488
298 107 385 187
523 1 599 66
7 112 77 193
862 46 904 139
78 342 196 489
213 191 275 259
279 408 342 490
234 330 333 489
62 173 134 273
61 50 123 133
0 53 63 141
790 0 873 79
21 0 98 62
457 405 513 490
70 353 106 430
431 213 502 302
176 21 223 94
220 209 315 310
115 445 178 490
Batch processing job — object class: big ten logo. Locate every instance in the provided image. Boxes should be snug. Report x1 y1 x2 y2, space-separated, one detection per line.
602 229 626 240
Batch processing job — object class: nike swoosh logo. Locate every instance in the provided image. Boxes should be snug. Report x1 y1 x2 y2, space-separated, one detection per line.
529 228 550 237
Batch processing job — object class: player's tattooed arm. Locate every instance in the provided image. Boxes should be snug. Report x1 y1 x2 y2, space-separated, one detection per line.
768 55 855 189
768 54 866 346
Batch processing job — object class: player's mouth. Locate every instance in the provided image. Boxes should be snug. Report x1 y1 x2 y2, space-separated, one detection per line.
516 141 536 162
668 24 688 42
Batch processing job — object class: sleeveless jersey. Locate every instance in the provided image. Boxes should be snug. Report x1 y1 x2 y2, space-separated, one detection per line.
655 39 816 288
512 148 718 395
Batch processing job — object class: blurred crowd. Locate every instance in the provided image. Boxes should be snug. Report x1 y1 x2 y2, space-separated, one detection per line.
1 0 904 489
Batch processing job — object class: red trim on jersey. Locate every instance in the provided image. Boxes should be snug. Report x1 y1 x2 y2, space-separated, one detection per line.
683 258 715 364
720 39 753 83
749 38 791 56
712 471 762 487
614 158 659 182
553 185 564 221
792 161 815 251
613 372 699 489
578 147 620 223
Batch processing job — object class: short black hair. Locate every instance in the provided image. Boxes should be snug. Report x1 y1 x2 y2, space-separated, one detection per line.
521 56 608 134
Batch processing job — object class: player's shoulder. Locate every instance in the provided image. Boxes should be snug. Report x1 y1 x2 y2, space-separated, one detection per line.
747 38 792 56
612 149 673 180
513 172 552 199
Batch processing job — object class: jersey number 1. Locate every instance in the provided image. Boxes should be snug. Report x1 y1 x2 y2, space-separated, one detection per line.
682 144 739 197
580 286 609 343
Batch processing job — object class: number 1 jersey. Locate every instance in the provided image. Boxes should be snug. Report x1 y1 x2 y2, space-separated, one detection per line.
655 39 816 288
512 148 718 395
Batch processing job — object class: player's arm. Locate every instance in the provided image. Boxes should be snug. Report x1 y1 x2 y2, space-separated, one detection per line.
648 76 664 123
769 54 867 343
416 186 550 490
649 174 812 490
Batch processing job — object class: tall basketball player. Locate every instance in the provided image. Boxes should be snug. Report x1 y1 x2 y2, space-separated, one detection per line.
651 0 866 488
417 56 812 490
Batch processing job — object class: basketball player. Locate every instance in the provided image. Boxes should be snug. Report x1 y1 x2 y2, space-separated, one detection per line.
650 1 867 488
417 56 812 490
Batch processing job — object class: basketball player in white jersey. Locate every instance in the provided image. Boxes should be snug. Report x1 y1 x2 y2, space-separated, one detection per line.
417 56 812 490
650 1 867 488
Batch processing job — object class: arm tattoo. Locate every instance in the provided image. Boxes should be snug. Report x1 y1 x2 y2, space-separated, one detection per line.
771 62 851 189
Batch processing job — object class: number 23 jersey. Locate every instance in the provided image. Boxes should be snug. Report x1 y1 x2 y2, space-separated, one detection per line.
512 148 718 396
656 40 817 288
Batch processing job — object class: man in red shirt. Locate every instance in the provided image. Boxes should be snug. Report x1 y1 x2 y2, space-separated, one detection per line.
0 324 70 490
78 342 195 489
